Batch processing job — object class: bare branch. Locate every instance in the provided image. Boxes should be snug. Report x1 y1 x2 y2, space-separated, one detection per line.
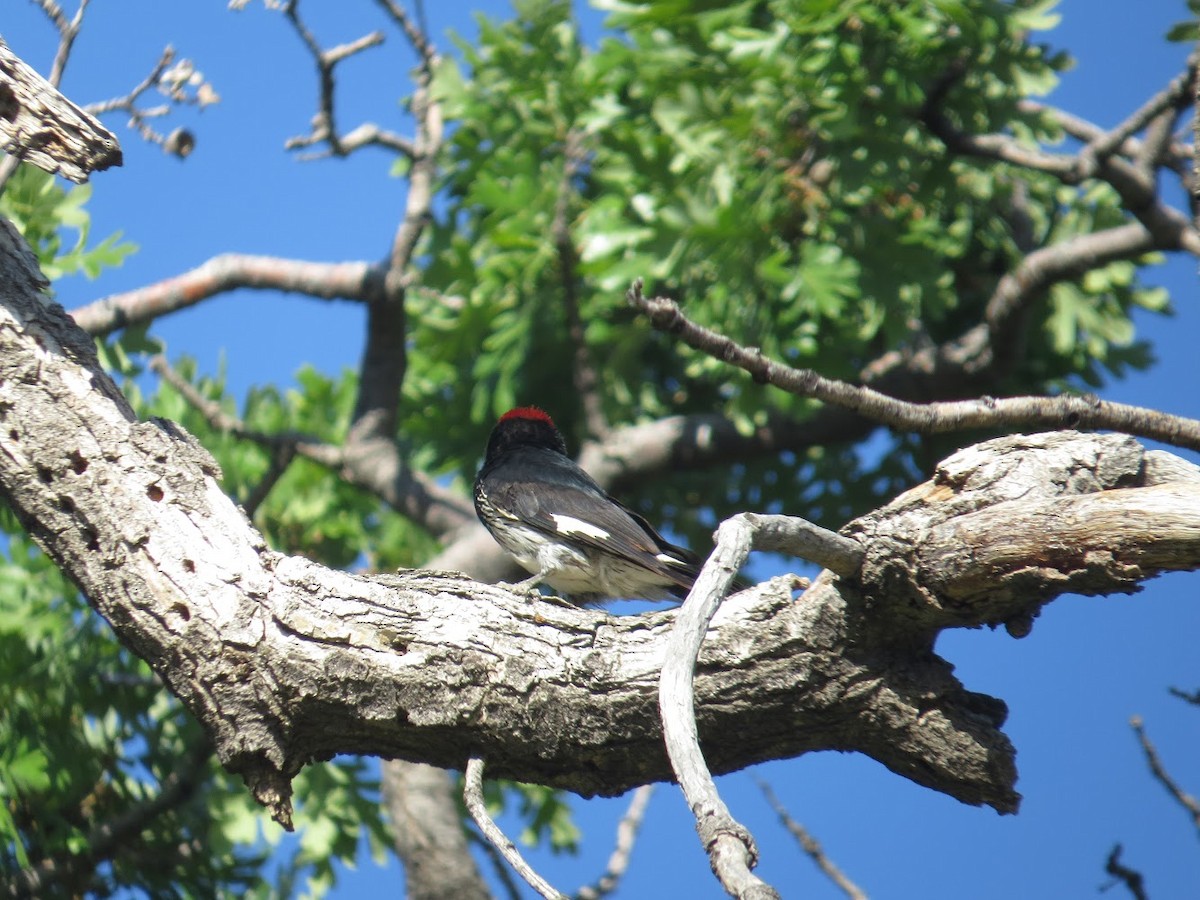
1102 844 1148 900
1168 686 1200 706
38 0 90 88
147 354 474 536
922 57 1200 258
660 514 780 900
737 513 862 578
349 1 444 445
628 280 1200 453
1131 715 1200 838
71 254 377 336
982 222 1154 352
756 779 866 900
374 0 437 67
85 47 219 158
381 761 492 900
0 35 121 184
281 2 413 162
463 758 566 900
1078 50 1198 175
148 353 344 468
574 785 654 900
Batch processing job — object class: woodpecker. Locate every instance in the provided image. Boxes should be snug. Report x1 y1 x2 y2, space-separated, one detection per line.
474 407 701 604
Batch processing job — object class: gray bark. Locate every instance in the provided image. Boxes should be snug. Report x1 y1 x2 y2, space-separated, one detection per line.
3 219 1200 829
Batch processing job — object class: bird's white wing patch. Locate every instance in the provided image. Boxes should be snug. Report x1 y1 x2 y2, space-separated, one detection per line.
656 552 687 566
551 514 610 540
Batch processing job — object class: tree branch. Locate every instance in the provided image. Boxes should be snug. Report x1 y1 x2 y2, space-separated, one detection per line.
574 785 653 900
10 736 213 898
756 779 866 900
84 47 218 158
629 280 1200 453
1103 844 1148 900
7 219 1200 838
660 514 780 900
0 35 121 184
1130 715 1200 839
381 761 492 900
71 254 376 336
554 129 608 439
464 758 565 900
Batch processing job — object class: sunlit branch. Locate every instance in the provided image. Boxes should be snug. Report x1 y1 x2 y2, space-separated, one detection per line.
72 254 376 335
629 280 1200 453
463 757 566 900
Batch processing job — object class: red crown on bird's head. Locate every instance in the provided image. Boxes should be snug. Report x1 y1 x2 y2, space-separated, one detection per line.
499 406 555 426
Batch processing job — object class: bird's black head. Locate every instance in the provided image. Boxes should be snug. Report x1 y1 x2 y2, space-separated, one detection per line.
484 407 568 461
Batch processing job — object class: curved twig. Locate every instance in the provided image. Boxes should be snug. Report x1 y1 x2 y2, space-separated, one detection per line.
659 514 780 900
463 757 566 900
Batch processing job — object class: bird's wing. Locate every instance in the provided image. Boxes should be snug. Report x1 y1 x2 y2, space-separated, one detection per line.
484 463 699 586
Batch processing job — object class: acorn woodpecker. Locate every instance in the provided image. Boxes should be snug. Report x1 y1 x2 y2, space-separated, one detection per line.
473 407 701 604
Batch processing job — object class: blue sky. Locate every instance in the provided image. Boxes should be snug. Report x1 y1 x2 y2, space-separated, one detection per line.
5 1 1200 898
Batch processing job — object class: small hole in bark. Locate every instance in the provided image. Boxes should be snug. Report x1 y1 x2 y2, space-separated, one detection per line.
84 529 99 551
147 484 164 502
171 602 191 621
58 496 74 513
8 429 17 442
70 452 88 474
37 465 53 483
183 558 195 573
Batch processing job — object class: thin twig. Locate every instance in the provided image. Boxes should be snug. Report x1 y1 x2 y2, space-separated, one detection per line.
628 280 1200 453
574 785 654 900
1078 50 1199 176
281 0 390 158
1130 715 1200 838
1168 686 1200 706
756 779 866 900
148 355 344 469
1102 844 1148 900
375 0 437 67
462 757 566 900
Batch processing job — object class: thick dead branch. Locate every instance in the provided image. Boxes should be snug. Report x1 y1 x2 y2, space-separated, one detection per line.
5 218 1200 835
629 281 1200 453
0 35 121 183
